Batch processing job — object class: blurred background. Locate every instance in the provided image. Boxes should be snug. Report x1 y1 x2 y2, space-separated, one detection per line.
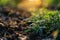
0 0 60 40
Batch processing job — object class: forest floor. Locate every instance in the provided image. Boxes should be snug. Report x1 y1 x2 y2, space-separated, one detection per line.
0 6 60 40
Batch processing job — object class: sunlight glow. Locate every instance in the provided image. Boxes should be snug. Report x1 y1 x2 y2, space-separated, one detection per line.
17 0 42 11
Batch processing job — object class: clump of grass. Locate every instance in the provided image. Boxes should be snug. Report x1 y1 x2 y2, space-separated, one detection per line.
24 9 60 39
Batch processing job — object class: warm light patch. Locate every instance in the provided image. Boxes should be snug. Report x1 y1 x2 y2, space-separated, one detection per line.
17 0 42 12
